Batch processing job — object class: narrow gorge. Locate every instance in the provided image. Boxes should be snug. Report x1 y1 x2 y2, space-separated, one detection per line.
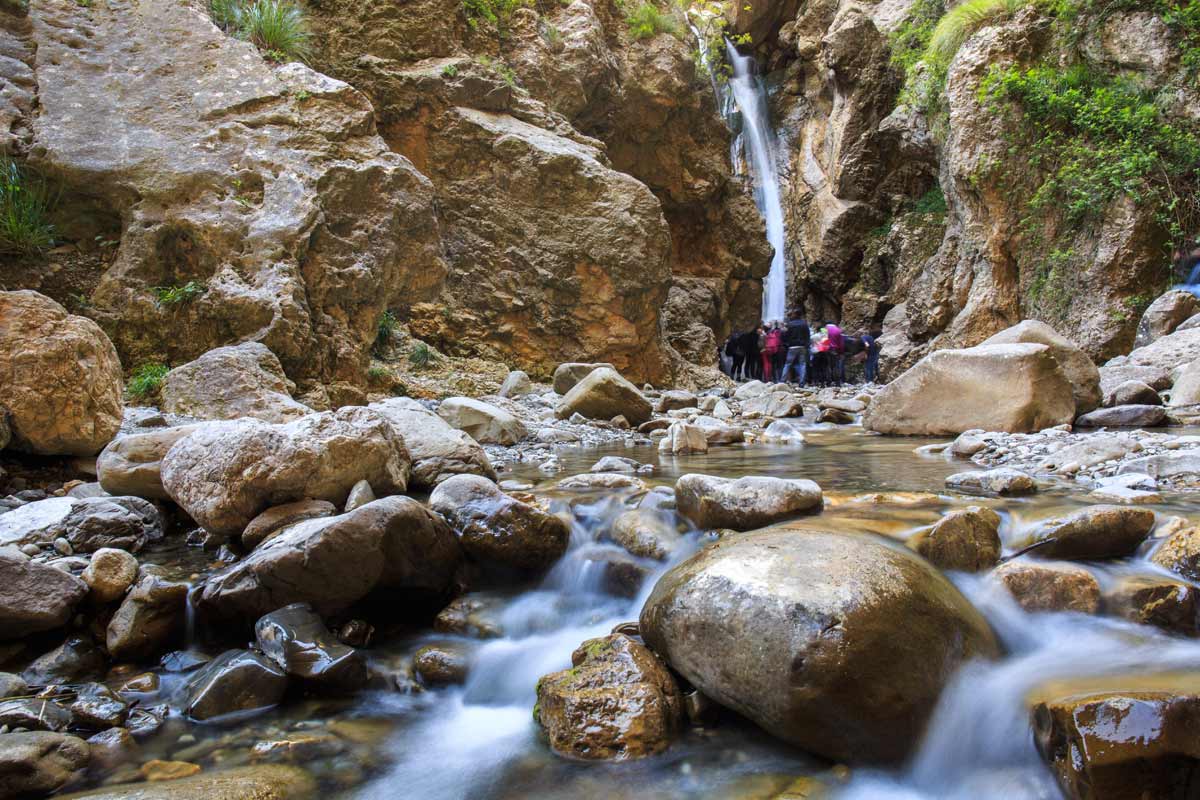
1 0 1199 797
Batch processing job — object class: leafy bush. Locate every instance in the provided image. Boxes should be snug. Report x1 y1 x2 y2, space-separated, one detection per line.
409 342 436 369
374 310 398 356
441 63 459 78
127 363 169 402
462 0 528 32
627 2 679 39
239 0 310 61
152 280 206 306
913 186 948 216
0 158 55 256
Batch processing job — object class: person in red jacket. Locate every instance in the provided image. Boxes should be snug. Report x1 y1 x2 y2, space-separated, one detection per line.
825 322 845 384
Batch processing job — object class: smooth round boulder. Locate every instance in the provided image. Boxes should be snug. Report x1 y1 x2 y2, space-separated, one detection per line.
639 528 999 763
1021 505 1155 561
911 506 1001 572
0 291 123 456
674 474 822 531
429 475 568 571
82 548 139 603
0 731 89 797
368 398 496 489
553 362 615 395
96 425 203 500
105 573 189 661
240 499 337 550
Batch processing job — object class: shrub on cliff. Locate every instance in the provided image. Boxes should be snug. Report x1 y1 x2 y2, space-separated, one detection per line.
627 3 680 39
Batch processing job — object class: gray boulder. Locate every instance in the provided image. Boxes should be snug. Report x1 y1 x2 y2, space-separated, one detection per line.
161 342 312 423
553 362 615 395
498 370 533 398
1105 380 1161 407
0 496 161 553
1134 289 1199 348
0 732 89 797
369 398 495 489
639 529 999 763
437 397 528 445
97 425 202 500
555 367 652 426
945 468 1036 497
161 409 410 539
674 474 822 531
981 320 1102 414
0 549 87 639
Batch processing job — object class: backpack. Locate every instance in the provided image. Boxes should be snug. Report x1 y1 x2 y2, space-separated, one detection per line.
764 329 784 355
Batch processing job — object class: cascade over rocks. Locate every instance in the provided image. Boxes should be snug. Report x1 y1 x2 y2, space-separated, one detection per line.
198 496 464 620
160 343 312 424
641 529 998 763
160 409 411 539
864 344 1076 435
0 291 123 456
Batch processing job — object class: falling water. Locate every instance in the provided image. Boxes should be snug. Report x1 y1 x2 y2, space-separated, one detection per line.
725 42 788 323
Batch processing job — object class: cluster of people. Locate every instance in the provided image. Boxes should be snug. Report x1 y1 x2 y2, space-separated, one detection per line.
721 312 881 386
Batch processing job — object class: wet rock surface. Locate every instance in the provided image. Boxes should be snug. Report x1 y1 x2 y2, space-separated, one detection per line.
911 507 1001 572
106 574 189 661
991 560 1101 614
1020 506 1155 561
674 474 823 531
0 731 90 797
183 649 289 721
0 548 87 639
255 604 366 690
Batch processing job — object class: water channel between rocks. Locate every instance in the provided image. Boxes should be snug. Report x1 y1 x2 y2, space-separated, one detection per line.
118 426 1200 800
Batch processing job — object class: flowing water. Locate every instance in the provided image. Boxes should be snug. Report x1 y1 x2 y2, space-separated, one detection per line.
725 44 789 324
115 427 1200 799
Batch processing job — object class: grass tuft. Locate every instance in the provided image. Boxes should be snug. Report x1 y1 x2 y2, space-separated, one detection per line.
127 363 169 402
626 2 679 39
927 0 1028 66
238 0 311 61
409 341 436 369
0 157 55 257
152 280 206 307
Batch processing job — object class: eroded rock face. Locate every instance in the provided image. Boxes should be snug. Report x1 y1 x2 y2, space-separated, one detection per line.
28 0 444 385
674 474 823 531
429 475 568 571
0 548 87 639
161 343 312 424
368 398 495 490
160 409 410 539
864 344 1076 435
535 633 683 761
0 291 123 456
1032 673 1200 800
640 528 999 763
198 497 464 620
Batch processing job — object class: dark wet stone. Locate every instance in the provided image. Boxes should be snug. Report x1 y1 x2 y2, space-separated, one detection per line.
0 672 28 698
23 638 107 685
86 727 140 772
69 683 130 729
255 603 366 690
1103 576 1200 636
413 644 469 687
1023 506 1156 561
105 574 189 662
1075 404 1167 428
0 697 72 731
182 649 288 722
125 704 168 738
336 620 374 648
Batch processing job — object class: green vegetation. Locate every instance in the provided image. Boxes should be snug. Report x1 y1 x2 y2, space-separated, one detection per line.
441 63 460 78
928 0 1027 64
367 365 391 380
540 20 563 49
409 341 436 369
889 0 945 87
627 2 679 38
374 310 398 356
0 158 55 257
913 185 948 217
477 55 517 87
683 0 750 81
152 281 206 307
208 0 310 62
462 0 528 33
127 363 169 402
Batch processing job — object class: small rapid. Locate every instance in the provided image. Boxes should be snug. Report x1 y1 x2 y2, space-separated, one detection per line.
725 43 789 323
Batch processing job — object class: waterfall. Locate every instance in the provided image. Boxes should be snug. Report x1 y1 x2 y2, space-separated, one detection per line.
725 42 788 323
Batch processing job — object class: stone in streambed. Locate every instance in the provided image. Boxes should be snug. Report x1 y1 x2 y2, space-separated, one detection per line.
241 500 338 550
1020 505 1155 561
429 475 568 572
0 548 87 639
1075 404 1166 428
658 422 707 455
96 426 203 501
413 643 469 686
991 560 1100 613
1105 380 1161 407
1151 524 1200 581
760 420 806 445
368 398 496 489
535 633 683 760
437 397 528 445
553 363 615 395
945 468 1036 497
655 390 698 413
555 368 652 426
0 731 90 797
54 765 316 799
23 638 106 685
639 528 999 763
344 480 375 513
609 510 681 561
182 649 288 721
69 683 130 730
498 370 533 398
910 507 1001 572
0 496 161 553
981 319 1102 414
106 574 189 661
0 698 72 731
1103 575 1199 636
82 548 139 604
674 474 822 531
255 603 366 690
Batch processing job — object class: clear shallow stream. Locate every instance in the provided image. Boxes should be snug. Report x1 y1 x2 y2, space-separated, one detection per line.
131 427 1200 800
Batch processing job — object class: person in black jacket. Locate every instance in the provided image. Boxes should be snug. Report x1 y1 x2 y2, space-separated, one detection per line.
780 313 810 385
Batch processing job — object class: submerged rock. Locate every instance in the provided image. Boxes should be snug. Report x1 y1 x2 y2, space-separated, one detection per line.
0 291 123 456
864 344 1076 435
429 475 569 571
368 398 496 489
674 474 822 531
535 633 683 760
199 497 463 620
991 560 1101 614
0 548 87 639
0 731 89 797
911 507 1001 572
640 528 999 763
160 342 312 424
0 698 72 732
1021 506 1155 561
183 649 288 721
55 765 316 799
555 368 652 426
255 603 366 690
1032 673 1200 800
160 409 410 539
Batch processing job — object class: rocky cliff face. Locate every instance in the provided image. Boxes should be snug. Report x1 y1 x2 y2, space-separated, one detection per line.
733 0 1199 376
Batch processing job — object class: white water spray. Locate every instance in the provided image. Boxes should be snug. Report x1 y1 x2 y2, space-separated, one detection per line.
725 42 788 323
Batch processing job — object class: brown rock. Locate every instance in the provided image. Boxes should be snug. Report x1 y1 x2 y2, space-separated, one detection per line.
991 560 1100 613
240 500 337 551
0 548 88 639
413 644 469 686
55 765 316 799
1022 505 1155 561
1151 525 1200 582
1103 576 1199 636
552 363 617 395
981 320 1102 414
140 760 201 782
105 574 189 661
0 291 123 456
911 507 1001 572
535 633 683 760
556 367 653 426
160 343 312 424
182 650 287 721
97 426 203 501
674 474 823 531
82 548 140 604
609 510 681 561
0 732 90 797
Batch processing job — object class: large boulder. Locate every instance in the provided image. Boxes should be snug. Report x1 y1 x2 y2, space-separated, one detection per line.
429 475 568 571
555 367 652 426
640 529 999 763
981 320 1102 414
240 500 338 550
0 548 88 639
863 344 1076 435
674 474 823 531
198 496 464 620
0 732 89 798
97 425 202 500
1134 290 1200 348
0 495 161 553
368 398 495 489
1168 358 1200 422
0 291 123 456
535 633 683 761
1032 673 1200 800
160 409 410 539
160 342 312 424
658 422 708 455
436 398 527 445
1020 506 1155 561
553 363 616 395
